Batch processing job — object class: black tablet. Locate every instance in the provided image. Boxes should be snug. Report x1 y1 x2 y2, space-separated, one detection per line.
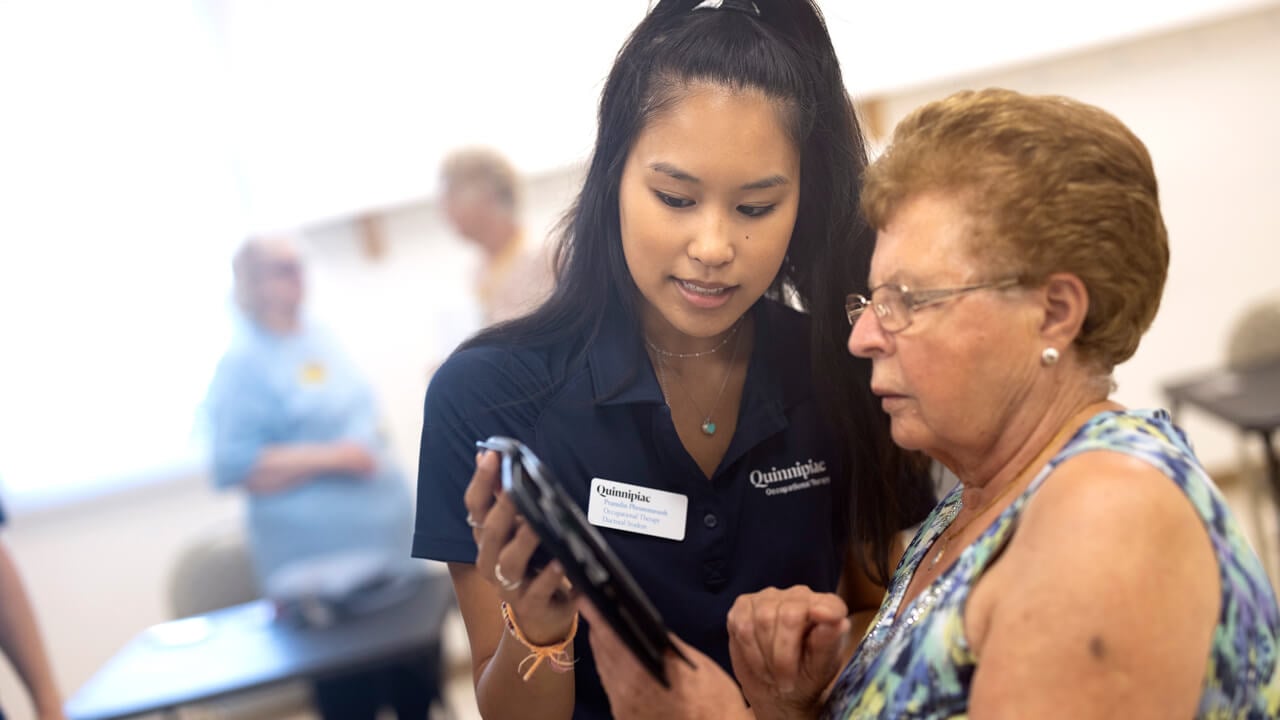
476 436 691 687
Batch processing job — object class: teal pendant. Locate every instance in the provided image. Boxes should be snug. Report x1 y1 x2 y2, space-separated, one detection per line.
701 421 717 436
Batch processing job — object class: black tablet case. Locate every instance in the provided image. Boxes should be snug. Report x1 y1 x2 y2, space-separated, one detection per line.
477 436 692 687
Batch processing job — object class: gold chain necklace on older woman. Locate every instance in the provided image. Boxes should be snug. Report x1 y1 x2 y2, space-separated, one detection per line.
928 421 1080 569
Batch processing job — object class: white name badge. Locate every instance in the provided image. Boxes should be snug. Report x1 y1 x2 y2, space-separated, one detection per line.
587 478 688 541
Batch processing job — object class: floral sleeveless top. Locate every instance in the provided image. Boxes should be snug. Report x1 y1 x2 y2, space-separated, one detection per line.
823 409 1280 719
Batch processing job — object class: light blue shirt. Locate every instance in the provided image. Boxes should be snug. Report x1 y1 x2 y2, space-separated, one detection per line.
205 318 415 587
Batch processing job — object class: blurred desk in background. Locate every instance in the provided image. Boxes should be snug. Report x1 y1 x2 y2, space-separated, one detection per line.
1164 360 1280 503
65 573 453 720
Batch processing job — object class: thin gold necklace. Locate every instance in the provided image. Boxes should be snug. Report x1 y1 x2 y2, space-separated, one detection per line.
653 326 745 437
645 319 743 359
928 421 1079 569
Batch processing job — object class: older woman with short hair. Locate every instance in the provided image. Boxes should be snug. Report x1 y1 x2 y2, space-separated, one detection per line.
723 89 1280 719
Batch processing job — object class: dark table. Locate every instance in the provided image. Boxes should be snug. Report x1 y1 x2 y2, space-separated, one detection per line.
1164 359 1280 501
64 573 454 720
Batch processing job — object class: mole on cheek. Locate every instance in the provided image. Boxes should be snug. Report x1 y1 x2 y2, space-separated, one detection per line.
1088 635 1107 661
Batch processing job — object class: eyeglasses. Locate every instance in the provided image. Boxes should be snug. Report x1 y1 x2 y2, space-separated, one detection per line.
845 278 1021 332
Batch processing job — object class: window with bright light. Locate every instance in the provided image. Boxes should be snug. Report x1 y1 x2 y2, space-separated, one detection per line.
0 0 710 513
0 2 243 512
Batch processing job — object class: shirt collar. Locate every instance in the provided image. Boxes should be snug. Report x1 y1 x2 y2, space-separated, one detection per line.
588 302 662 406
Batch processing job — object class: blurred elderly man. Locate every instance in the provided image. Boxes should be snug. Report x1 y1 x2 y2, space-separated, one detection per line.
205 234 438 720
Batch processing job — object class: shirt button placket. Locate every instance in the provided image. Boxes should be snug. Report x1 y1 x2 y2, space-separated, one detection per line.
700 504 728 590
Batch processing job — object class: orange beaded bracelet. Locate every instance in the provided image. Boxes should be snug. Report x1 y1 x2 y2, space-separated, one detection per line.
500 601 579 680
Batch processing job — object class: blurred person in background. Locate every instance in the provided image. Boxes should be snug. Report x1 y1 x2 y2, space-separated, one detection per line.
440 147 553 325
205 234 439 720
0 499 64 720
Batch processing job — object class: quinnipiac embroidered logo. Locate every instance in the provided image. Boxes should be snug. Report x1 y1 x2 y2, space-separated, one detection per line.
749 459 830 497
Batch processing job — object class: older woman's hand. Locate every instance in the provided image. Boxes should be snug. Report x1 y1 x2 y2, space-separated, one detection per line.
464 450 577 645
727 586 851 720
580 599 753 720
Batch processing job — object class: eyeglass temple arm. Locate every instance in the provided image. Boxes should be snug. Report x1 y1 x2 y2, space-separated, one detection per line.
911 278 1020 306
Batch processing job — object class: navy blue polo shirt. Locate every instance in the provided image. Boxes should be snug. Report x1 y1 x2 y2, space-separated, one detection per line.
414 299 849 719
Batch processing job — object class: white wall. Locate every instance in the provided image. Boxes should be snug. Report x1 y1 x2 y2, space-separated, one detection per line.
876 5 1280 469
196 0 1278 229
1 10 1277 719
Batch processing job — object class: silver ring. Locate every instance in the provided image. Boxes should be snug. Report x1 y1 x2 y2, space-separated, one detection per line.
494 564 522 591
465 512 484 530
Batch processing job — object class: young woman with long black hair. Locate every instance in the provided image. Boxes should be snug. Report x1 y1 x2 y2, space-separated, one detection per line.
413 2 932 717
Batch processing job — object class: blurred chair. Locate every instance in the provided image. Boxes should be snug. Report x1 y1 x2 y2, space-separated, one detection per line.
168 524 316 719
169 527 260 617
1225 294 1280 581
1226 295 1280 372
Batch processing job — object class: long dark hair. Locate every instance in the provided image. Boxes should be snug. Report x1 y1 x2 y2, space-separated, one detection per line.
461 0 925 583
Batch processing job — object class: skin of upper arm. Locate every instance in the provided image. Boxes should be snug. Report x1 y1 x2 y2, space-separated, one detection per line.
967 451 1220 719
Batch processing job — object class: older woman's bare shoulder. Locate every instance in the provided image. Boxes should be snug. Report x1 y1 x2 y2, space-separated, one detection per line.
998 447 1221 617
965 450 1220 717
1019 449 1206 544
975 448 1219 608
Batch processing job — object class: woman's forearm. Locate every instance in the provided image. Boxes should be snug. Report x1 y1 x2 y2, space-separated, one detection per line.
451 560 577 720
0 544 63 718
474 627 576 720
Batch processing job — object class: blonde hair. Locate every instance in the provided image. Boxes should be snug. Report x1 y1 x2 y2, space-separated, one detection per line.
862 88 1169 370
440 147 520 211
